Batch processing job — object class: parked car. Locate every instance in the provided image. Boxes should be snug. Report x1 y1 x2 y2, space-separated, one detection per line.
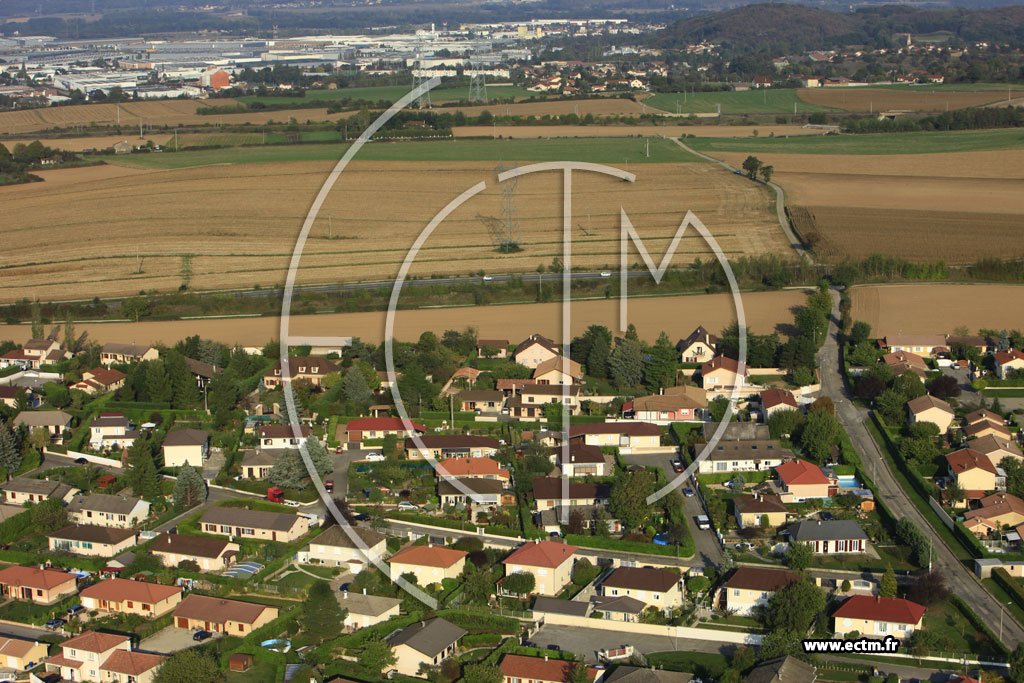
324 480 334 493
193 630 212 642
397 501 419 511
820 511 834 521
672 460 684 473
45 618 66 631
735 542 754 552
66 605 85 618
74 457 88 465
334 446 344 454
284 500 300 508
353 513 370 522
364 452 385 462
695 515 711 530
683 487 695 498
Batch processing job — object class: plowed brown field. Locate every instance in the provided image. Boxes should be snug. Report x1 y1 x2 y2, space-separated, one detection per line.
796 88 1007 112
850 284 1024 335
0 158 787 303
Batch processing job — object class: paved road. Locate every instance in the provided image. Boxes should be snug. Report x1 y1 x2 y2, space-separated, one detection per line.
0 622 53 640
619 451 723 566
817 288 1024 650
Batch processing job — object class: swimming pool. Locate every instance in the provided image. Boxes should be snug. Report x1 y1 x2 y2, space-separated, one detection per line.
837 475 860 489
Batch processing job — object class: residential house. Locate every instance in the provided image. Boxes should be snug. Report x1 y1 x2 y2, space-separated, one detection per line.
80 578 182 617
438 478 505 509
881 335 946 358
239 449 276 480
48 525 138 558
745 656 817 683
948 335 998 356
388 545 468 586
149 533 239 572
701 355 749 393
0 386 23 409
458 390 505 414
100 343 158 366
994 350 1024 379
501 539 577 596
907 394 955 434
965 409 1006 429
536 505 621 535
882 351 927 380
624 387 706 424
513 334 560 369
184 357 217 389
520 383 582 414
299 524 387 571
968 434 1024 467
0 635 48 672
477 339 509 358
532 477 611 511
173 594 278 635
698 440 793 475
339 590 402 631
89 413 138 451
759 388 798 421
832 595 926 639
406 435 501 460
774 459 830 502
568 422 661 453
496 378 537 397
499 654 603 683
946 448 1003 492
45 631 164 683
551 443 611 478
677 326 718 363
963 492 1024 536
199 507 310 543
0 565 78 604
600 566 683 611
605 667 686 683
262 356 340 389
787 520 869 554
532 356 583 385
162 428 210 468
343 418 425 449
2 477 78 505
965 420 1013 441
11 410 72 443
71 367 126 395
388 617 466 677
0 339 70 370
435 457 510 482
734 494 789 530
720 567 799 616
68 493 150 528
257 424 310 450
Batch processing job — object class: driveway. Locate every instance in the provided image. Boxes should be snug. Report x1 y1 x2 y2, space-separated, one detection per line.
619 450 723 566
530 624 736 663
139 625 222 655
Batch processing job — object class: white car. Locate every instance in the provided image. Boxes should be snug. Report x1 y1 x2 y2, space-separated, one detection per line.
482 275 493 281
398 501 419 511
284 500 301 508
600 271 612 277
364 452 385 462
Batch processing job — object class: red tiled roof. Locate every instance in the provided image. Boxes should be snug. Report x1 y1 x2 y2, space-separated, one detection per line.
702 355 744 375
81 578 181 604
832 595 926 625
499 654 599 683
995 350 1024 366
760 388 797 411
775 459 828 486
503 540 578 569
0 565 76 591
907 394 953 416
101 650 165 676
61 631 130 653
389 545 467 569
946 448 997 475
435 457 509 480
346 417 426 432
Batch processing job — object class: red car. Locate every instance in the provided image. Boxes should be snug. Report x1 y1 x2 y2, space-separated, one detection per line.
324 480 334 493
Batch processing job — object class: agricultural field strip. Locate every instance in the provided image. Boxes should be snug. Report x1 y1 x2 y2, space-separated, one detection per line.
688 128 1024 154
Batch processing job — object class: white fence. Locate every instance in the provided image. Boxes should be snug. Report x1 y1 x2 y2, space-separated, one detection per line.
45 447 122 468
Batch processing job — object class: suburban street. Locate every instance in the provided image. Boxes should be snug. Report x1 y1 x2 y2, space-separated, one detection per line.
818 288 1024 649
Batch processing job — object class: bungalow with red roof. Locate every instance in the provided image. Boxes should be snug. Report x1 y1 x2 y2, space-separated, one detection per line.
388 545 467 585
623 386 706 424
994 350 1024 379
832 595 926 639
501 539 578 596
80 577 182 617
71 367 126 395
0 565 78 604
343 417 425 450
946 448 1003 492
906 394 954 434
963 492 1024 538
759 388 798 421
499 654 603 683
775 459 830 502
44 631 165 683
700 355 749 394
435 457 510 481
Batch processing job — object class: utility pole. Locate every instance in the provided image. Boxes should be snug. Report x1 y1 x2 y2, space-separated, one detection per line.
645 138 649 158
174 129 178 151
116 103 120 126
328 213 333 239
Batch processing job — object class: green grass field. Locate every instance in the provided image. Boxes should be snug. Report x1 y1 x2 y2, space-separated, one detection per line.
863 82 1023 93
108 136 701 169
687 128 1024 155
237 83 535 107
644 88 834 115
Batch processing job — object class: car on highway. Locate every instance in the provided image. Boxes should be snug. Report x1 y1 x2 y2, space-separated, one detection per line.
671 460 684 473
482 275 493 281
364 452 385 462
683 487 695 497
600 271 612 277
45 618 66 631
193 630 212 642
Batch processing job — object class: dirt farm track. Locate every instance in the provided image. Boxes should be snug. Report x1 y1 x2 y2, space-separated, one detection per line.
850 284 1024 335
0 290 806 347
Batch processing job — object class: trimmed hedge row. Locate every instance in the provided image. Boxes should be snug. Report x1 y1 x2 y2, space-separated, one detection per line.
436 609 520 634
993 567 1024 613
564 533 696 559
950 594 1010 657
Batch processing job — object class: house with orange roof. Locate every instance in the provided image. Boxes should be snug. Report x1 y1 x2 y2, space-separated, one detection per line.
701 355 749 394
435 457 510 482
80 578 182 617
946 448 1003 492
388 545 467 585
45 631 165 683
499 654 603 683
907 394 955 434
963 493 1024 538
0 565 77 604
832 595 926 639
173 594 278 635
759 388 799 421
71 367 126 395
0 634 48 672
774 459 830 502
882 351 927 380
501 540 578 596
881 335 946 358
533 355 583 385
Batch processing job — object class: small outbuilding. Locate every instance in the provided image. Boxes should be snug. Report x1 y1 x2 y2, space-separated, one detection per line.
229 653 253 672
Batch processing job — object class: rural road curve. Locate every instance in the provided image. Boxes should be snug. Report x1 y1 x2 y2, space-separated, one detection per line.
818 287 1024 650
671 137 811 261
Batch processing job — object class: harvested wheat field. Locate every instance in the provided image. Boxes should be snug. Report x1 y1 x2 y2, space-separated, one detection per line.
0 135 168 151
455 124 824 139
444 98 647 118
0 99 347 135
0 290 807 347
0 156 787 303
796 88 1007 112
851 284 1024 335
0 163 150 190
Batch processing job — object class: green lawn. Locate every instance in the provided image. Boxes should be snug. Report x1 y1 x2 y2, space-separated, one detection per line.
237 83 536 107
646 650 731 678
225 656 279 683
108 136 702 170
922 599 1006 659
687 128 1024 155
645 89 833 115
0 595 79 626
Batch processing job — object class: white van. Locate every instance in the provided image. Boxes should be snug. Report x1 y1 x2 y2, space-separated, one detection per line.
696 515 711 530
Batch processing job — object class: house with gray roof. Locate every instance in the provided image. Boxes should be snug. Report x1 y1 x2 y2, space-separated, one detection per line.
1 477 78 506
787 520 868 555
11 410 73 442
200 507 310 543
590 594 646 622
299 524 388 569
388 617 466 676
746 656 817 683
162 428 210 468
607 667 693 683
68 493 150 529
338 590 402 631
239 449 280 480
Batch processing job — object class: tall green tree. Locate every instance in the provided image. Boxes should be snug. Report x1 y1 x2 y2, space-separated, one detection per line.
172 463 207 510
342 365 373 406
609 338 644 388
880 564 898 598
126 437 160 499
644 331 677 390
610 469 654 530
799 410 840 463
146 360 173 404
29 299 43 339
786 541 813 571
0 425 23 481
463 664 502 683
361 635 397 680
301 580 346 644
207 372 238 428
31 498 67 533
764 579 826 635
741 155 762 179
